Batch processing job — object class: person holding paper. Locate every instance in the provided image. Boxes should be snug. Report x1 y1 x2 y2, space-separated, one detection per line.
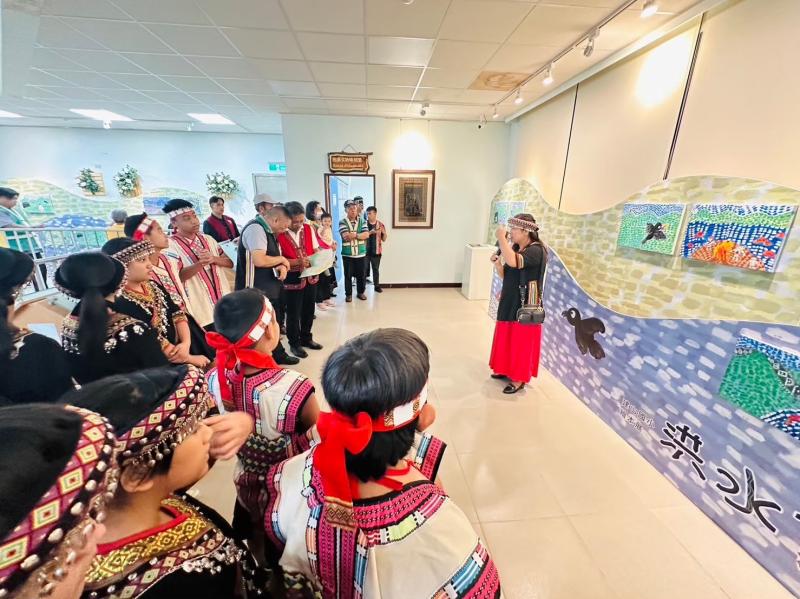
236 199 298 366
278 201 328 358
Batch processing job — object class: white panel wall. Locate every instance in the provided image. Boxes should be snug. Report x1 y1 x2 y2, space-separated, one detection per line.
670 0 800 188
0 126 285 224
560 24 699 214
508 90 575 208
282 115 509 284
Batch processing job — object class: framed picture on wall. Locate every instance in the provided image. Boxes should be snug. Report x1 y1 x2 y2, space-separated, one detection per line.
392 169 435 229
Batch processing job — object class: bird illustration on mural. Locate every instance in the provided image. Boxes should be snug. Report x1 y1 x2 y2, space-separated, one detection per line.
642 222 667 245
562 307 606 360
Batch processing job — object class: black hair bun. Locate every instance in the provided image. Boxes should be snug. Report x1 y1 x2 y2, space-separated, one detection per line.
54 252 125 299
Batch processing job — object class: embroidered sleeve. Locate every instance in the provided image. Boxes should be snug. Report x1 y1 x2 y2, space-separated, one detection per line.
515 244 543 271
278 374 315 434
411 432 447 481
172 310 188 325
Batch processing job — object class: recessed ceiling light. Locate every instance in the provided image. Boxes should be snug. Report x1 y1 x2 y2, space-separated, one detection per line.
187 113 235 125
70 109 132 122
0 110 23 118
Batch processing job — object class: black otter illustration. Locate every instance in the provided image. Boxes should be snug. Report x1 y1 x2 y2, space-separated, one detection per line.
562 307 606 360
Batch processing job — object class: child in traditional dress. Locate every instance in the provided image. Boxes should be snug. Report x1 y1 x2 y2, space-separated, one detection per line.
265 329 501 599
316 213 337 306
66 365 264 599
0 403 119 599
205 289 320 560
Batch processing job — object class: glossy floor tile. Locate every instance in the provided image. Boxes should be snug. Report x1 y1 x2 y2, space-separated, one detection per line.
194 287 793 599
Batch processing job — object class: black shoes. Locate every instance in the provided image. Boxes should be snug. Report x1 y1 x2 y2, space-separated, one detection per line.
357 294 367 300
275 354 300 366
290 345 309 359
302 340 323 350
375 287 383 293
491 373 508 380
346 296 352 303
503 382 525 394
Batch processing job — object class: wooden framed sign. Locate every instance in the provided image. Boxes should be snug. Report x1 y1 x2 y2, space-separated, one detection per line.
328 152 371 173
392 169 435 229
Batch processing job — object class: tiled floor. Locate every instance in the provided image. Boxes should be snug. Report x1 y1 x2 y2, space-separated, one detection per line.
193 287 793 599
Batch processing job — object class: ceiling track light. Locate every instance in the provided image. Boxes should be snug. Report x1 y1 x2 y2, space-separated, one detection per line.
584 29 599 57
420 102 430 117
543 64 554 86
102 120 111 129
492 105 499 119
642 0 658 18
514 89 523 105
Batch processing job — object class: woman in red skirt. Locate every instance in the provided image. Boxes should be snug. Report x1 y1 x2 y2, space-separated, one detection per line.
489 213 547 394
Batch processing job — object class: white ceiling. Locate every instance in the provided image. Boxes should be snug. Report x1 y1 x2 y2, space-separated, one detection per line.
0 0 702 133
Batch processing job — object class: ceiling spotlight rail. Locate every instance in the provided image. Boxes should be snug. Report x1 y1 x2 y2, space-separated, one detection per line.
494 0 644 112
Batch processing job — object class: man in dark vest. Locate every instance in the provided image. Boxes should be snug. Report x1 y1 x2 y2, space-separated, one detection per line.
236 199 298 365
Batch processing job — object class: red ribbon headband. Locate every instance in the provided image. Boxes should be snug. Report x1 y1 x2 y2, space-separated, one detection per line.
132 216 154 241
205 297 277 404
315 384 428 530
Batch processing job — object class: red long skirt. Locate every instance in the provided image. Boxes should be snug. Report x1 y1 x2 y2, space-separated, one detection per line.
489 321 542 383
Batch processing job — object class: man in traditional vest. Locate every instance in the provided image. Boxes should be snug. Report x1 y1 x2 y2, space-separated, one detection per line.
338 199 370 302
236 197 298 365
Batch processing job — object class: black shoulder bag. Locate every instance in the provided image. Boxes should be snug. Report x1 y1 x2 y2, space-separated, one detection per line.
516 244 547 325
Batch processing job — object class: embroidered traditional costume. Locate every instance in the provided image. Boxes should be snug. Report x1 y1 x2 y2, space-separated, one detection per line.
163 200 231 328
206 296 318 527
265 388 501 599
0 403 120 598
56 252 168 384
0 248 73 404
68 366 263 599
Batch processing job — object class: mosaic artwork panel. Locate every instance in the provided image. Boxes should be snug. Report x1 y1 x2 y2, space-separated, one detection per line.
681 204 797 273
616 203 687 255
538 249 800 595
719 335 800 441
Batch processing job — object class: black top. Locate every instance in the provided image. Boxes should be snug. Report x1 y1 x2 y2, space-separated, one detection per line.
497 243 546 322
62 305 168 385
366 221 378 256
0 330 73 405
80 494 267 599
113 281 185 346
235 219 283 299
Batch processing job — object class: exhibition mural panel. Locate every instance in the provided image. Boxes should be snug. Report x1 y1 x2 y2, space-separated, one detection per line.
486 177 800 595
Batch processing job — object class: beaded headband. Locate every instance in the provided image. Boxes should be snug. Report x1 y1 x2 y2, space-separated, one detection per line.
117 366 211 469
507 217 539 233
0 407 119 598
132 217 154 241
54 256 127 300
166 207 195 218
109 240 155 266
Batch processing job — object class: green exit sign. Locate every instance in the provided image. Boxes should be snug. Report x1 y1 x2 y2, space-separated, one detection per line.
268 162 286 173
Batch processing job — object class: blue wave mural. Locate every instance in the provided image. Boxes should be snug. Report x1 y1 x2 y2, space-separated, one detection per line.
541 249 800 595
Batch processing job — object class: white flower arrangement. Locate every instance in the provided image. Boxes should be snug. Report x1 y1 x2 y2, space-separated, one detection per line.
206 171 238 196
114 164 140 196
76 168 100 195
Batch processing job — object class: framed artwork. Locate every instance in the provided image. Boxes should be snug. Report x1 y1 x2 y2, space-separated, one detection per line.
392 169 435 229
681 203 797 272
616 203 687 255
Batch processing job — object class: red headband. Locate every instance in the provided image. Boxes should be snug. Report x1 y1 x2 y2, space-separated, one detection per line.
205 298 278 404
132 216 154 241
315 385 428 530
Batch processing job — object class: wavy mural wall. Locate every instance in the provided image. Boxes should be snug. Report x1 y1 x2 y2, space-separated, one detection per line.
487 177 800 595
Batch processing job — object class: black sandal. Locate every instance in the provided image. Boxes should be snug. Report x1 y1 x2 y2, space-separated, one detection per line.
503 382 525 394
491 373 508 380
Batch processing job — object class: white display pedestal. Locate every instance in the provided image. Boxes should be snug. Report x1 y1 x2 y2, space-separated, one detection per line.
461 244 496 300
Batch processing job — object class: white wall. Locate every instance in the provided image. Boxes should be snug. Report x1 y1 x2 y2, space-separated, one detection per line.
282 115 509 284
509 0 800 211
0 125 284 224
